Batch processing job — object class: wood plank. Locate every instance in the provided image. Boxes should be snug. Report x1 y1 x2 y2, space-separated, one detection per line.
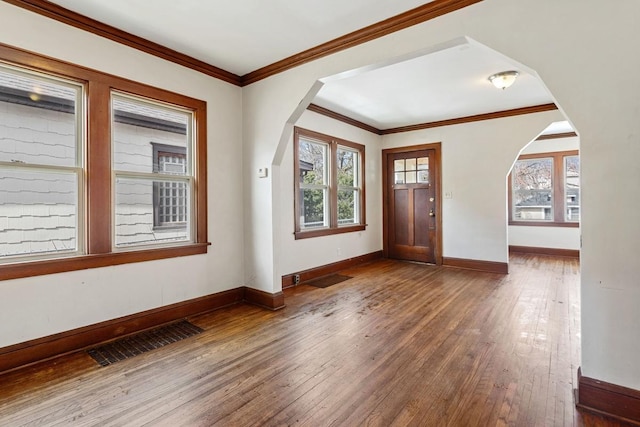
510 245 580 258
281 250 383 289
577 367 640 424
243 288 285 310
0 254 631 426
443 256 509 274
0 288 244 373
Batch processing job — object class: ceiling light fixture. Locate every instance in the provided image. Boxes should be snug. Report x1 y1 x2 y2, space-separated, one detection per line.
488 70 519 90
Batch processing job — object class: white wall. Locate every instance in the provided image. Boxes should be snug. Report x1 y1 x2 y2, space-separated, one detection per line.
381 110 563 263
280 110 382 275
241 0 640 390
1 0 639 393
0 2 244 347
520 136 578 156
508 136 580 250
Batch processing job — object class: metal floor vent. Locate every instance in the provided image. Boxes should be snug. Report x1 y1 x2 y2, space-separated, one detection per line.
87 320 204 367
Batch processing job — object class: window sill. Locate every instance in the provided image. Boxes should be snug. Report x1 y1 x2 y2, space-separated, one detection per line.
509 221 579 228
0 243 210 281
295 224 366 240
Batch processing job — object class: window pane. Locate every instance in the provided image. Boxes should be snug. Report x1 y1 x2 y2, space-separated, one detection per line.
157 180 188 225
417 157 429 170
113 93 195 248
565 155 580 221
406 158 416 171
112 95 191 174
394 172 404 184
159 153 186 175
300 188 328 229
337 147 358 187
115 177 191 247
338 189 358 225
512 158 553 221
299 139 327 186
0 64 82 262
406 171 417 184
0 169 78 258
0 66 81 168
294 128 365 237
394 159 405 172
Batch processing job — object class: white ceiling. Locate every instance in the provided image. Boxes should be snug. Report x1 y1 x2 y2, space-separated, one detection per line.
45 1 564 130
48 0 432 76
540 121 574 135
314 41 555 130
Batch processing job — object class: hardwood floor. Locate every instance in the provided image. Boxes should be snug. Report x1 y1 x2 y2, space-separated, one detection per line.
0 254 630 426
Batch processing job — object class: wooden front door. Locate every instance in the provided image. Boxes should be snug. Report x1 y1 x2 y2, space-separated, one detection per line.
384 146 440 264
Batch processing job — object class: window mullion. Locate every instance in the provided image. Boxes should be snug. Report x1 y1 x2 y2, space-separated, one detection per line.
330 140 338 229
86 81 112 254
553 153 564 223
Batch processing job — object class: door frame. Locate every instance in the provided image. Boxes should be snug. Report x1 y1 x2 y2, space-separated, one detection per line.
382 142 443 265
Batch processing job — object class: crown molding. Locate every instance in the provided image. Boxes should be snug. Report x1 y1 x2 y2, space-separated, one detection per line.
307 104 382 135
2 0 243 85
241 0 483 85
2 0 483 87
535 131 578 141
307 103 559 135
380 103 559 134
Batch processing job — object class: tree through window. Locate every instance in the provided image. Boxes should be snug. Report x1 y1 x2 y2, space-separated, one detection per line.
294 127 365 239
509 150 579 226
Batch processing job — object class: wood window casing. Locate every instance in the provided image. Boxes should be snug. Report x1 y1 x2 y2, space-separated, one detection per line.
508 150 579 228
294 127 366 240
0 43 208 281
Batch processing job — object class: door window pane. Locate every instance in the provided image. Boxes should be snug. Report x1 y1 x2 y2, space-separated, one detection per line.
565 156 580 221
394 156 429 185
512 158 553 221
417 157 429 170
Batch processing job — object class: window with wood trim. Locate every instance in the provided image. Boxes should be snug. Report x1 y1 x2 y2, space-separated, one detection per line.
294 127 365 239
509 150 579 226
0 44 208 281
0 63 84 261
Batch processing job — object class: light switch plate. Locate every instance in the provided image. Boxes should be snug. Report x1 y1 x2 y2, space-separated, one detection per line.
258 167 268 178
